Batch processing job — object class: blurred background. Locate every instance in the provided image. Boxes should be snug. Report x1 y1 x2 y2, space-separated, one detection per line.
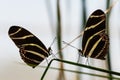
0 0 120 80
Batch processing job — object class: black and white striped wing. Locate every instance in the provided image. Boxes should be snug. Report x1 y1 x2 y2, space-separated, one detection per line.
82 9 109 60
8 26 50 68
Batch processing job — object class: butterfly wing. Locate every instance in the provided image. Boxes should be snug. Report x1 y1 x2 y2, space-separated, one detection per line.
82 9 109 60
8 26 50 68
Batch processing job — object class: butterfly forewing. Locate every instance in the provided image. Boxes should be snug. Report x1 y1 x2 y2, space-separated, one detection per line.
82 9 109 59
8 26 50 68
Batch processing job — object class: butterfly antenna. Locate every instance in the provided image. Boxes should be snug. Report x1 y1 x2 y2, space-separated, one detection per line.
49 37 56 47
48 37 58 59
55 31 84 56
48 37 56 52
62 41 83 53
63 41 83 62
62 41 79 50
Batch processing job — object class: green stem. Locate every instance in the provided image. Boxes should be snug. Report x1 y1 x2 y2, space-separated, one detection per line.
41 59 120 80
39 65 120 80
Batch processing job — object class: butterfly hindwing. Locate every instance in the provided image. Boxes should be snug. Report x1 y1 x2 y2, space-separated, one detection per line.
82 9 109 60
8 26 50 68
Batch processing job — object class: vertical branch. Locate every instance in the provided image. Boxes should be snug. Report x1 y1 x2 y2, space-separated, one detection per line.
45 0 54 32
56 0 65 80
82 0 87 27
76 0 87 80
57 0 62 53
106 0 112 80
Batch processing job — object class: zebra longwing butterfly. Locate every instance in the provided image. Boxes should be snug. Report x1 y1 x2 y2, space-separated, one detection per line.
79 9 109 60
8 26 51 68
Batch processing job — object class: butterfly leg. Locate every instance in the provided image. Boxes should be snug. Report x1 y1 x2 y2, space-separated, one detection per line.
85 57 90 65
45 58 49 64
77 53 80 63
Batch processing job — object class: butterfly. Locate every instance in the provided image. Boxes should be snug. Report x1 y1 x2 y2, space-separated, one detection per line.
79 9 109 60
8 26 52 68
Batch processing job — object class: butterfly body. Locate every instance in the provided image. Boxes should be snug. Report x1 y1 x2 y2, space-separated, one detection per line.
8 26 51 68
